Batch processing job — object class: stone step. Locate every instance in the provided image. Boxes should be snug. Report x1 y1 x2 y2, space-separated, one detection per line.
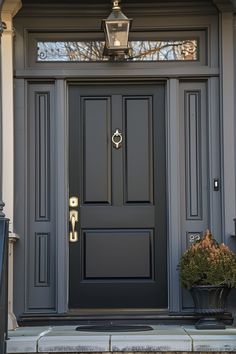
6 325 236 353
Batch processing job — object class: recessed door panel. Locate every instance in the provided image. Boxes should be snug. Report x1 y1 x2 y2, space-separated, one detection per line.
82 97 111 204
124 97 153 204
69 84 167 309
83 230 153 279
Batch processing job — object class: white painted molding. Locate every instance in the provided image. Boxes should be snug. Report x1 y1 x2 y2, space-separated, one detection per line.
2 0 22 18
1 0 22 331
1 0 22 232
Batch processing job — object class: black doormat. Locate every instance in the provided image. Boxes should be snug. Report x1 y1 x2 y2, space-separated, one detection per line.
76 324 153 332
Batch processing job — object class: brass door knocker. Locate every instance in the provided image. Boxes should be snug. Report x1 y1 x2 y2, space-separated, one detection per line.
112 129 123 149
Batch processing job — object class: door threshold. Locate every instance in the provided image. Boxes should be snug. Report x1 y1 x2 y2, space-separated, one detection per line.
18 310 234 327
69 308 168 316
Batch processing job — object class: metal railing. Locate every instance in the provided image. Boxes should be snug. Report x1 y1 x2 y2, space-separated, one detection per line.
0 201 8 354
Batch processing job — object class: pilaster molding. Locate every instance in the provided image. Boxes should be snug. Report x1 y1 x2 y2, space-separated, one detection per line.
0 0 22 331
2 0 22 18
212 0 234 12
0 0 21 231
1 17 14 232
219 12 236 243
167 79 181 312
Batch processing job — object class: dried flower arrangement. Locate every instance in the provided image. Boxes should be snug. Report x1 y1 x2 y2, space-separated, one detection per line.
178 230 236 289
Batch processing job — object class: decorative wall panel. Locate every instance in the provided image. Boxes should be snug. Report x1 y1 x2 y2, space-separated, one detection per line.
180 81 209 310
35 233 50 287
184 91 202 220
35 93 50 221
28 84 55 311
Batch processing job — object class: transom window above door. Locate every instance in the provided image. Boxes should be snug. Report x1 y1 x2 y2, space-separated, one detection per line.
28 30 207 66
37 39 198 62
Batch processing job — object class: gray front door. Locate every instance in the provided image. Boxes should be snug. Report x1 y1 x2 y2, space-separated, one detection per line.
69 84 167 309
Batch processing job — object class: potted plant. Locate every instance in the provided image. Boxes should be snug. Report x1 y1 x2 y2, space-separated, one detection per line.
178 229 236 329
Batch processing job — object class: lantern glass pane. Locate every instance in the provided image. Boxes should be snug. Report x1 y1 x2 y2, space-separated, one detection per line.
106 21 129 48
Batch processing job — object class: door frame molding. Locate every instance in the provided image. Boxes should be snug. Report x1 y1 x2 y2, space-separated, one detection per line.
55 78 181 314
56 76 221 314
13 75 221 317
55 79 69 313
167 79 182 312
11 6 230 318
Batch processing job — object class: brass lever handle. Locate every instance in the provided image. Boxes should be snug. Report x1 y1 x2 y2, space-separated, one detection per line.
69 210 78 242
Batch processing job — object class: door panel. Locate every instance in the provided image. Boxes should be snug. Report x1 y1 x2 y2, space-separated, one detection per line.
83 230 153 279
124 97 153 204
83 97 111 204
69 84 167 309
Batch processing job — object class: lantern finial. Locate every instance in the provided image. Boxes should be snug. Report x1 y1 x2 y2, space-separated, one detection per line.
112 1 121 10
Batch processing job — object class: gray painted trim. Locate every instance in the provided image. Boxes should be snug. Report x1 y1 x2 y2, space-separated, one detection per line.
27 82 56 312
13 14 218 71
14 68 220 80
13 79 27 316
13 77 223 315
11 7 223 315
207 77 222 242
167 79 181 313
55 79 69 313
219 12 236 246
28 30 207 68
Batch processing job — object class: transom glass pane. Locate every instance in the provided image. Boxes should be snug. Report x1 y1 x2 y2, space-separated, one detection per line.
37 39 198 62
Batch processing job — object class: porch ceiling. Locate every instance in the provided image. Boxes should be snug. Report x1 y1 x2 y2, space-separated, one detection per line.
20 0 213 3
16 0 221 17
20 0 235 6
16 0 236 17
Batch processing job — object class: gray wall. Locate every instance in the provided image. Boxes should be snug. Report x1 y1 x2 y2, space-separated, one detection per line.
12 1 223 317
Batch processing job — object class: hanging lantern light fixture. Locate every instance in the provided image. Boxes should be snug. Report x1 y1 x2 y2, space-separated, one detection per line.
102 0 132 59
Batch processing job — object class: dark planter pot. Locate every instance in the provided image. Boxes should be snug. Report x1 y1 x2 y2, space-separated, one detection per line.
190 285 231 330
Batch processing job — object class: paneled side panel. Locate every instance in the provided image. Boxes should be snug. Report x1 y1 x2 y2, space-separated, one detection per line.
124 97 153 204
35 93 50 221
28 84 55 311
82 97 111 204
184 91 202 220
35 233 50 287
180 82 209 310
83 230 153 279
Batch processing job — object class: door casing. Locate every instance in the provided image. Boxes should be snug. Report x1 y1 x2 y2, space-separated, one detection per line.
13 75 221 317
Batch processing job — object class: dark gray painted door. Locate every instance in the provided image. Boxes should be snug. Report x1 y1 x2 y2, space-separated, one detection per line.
69 84 167 309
